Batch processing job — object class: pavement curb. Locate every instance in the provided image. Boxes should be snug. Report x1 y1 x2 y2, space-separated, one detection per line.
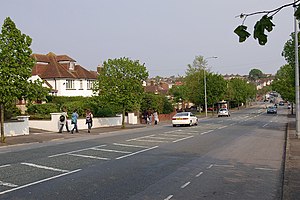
282 122 290 200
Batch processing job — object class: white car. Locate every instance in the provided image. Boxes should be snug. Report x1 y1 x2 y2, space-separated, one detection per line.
172 112 198 127
218 108 230 117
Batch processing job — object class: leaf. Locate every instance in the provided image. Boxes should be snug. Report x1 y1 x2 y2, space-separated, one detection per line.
234 25 251 43
253 15 274 45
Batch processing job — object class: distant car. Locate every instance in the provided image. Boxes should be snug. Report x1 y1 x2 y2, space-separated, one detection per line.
279 101 284 106
288 104 291 109
218 108 230 117
172 112 198 127
267 106 277 114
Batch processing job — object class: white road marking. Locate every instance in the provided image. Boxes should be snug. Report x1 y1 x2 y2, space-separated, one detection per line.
68 153 110 160
0 181 18 188
262 123 268 127
207 164 213 169
0 169 81 195
180 181 191 189
146 136 178 140
255 167 277 171
90 147 132 154
158 134 184 138
133 139 167 143
195 172 203 177
21 162 70 173
48 145 107 158
0 164 11 168
164 195 173 200
116 146 158 160
218 125 228 129
173 136 194 143
201 130 213 135
213 164 234 168
113 143 150 148
126 134 156 142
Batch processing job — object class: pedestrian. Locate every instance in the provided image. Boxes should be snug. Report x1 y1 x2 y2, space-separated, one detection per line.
153 110 159 125
58 108 70 133
71 109 79 134
147 111 152 125
86 109 93 133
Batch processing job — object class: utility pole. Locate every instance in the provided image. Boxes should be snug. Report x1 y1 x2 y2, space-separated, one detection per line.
294 0 300 137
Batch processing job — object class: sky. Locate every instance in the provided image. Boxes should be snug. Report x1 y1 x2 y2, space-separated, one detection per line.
0 0 295 77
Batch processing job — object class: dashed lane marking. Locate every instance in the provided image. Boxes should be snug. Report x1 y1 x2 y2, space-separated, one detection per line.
180 181 191 189
0 181 18 188
0 164 11 168
164 195 173 200
195 172 203 177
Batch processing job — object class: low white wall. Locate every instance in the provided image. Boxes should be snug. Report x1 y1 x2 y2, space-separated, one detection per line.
4 116 30 137
29 113 126 132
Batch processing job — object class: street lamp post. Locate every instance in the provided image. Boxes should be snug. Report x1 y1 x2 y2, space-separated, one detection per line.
204 56 217 117
294 0 300 137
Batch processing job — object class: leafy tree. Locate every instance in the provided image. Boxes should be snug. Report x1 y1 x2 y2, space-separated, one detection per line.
228 78 256 108
140 93 173 114
0 17 43 143
272 64 295 102
249 68 264 81
205 73 227 108
234 1 300 45
169 85 188 108
94 57 148 128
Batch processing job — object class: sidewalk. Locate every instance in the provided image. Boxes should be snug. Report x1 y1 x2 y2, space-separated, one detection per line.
0 124 147 147
283 116 300 200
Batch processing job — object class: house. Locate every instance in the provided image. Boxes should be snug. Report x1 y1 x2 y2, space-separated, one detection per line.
31 52 98 97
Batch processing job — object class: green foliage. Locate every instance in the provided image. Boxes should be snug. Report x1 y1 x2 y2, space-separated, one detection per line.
140 93 173 114
94 57 149 127
4 102 21 120
294 6 300 20
253 15 275 45
249 68 264 81
227 78 256 106
234 25 251 43
27 103 59 115
272 64 295 102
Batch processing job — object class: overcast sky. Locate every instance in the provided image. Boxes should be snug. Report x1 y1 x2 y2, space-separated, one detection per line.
0 0 295 77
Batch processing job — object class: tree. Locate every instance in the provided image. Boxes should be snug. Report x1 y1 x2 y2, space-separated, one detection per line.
94 57 148 128
228 78 256 108
0 17 37 143
249 68 264 81
272 64 295 102
234 1 300 45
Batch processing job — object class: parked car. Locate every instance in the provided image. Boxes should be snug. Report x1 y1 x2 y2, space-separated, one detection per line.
218 108 230 117
172 112 198 127
267 106 277 114
279 101 284 106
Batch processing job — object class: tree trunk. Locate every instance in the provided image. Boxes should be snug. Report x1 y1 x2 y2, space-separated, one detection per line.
0 104 5 143
121 106 126 129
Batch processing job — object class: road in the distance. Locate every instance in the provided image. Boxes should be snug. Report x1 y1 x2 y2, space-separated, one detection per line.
0 103 287 200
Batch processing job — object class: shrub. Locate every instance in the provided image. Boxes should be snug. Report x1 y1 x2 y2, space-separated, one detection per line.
27 103 59 115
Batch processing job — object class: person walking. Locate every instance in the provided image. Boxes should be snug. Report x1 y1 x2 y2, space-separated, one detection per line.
153 110 159 125
58 108 70 133
86 109 93 133
71 109 79 134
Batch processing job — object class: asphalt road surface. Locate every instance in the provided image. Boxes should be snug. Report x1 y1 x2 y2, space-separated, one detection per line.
0 103 287 200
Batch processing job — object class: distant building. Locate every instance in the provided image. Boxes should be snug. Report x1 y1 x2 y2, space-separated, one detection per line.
31 52 97 97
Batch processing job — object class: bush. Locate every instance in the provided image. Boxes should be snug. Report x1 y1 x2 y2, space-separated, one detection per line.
27 103 59 115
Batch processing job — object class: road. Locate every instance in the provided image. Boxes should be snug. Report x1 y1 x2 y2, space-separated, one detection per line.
0 103 287 200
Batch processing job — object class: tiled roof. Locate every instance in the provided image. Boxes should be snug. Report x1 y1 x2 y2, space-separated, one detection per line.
31 52 97 79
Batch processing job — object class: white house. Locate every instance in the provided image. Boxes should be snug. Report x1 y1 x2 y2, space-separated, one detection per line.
31 52 98 97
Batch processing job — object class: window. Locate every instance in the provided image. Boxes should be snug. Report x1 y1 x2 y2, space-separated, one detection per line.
87 80 94 90
80 80 83 89
66 80 75 89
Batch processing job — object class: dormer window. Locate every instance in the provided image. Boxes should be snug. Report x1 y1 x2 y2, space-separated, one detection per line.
69 62 75 70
